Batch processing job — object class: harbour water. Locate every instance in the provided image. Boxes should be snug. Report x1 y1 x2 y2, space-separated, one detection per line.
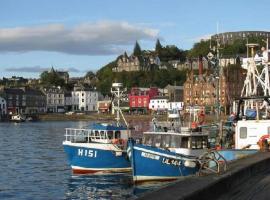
0 121 166 200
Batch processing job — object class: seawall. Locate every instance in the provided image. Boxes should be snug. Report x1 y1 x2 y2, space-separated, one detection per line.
136 151 270 200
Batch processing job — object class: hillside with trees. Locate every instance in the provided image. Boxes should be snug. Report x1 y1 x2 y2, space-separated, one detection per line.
88 36 268 95
93 40 188 95
188 36 267 58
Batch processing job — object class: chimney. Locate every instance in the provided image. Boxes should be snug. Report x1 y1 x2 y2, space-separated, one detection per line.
199 55 203 76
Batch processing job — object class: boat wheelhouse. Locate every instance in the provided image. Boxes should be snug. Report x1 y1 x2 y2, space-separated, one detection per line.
142 130 208 157
234 96 270 150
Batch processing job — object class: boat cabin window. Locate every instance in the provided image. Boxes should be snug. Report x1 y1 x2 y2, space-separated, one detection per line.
240 127 247 139
153 135 162 147
161 135 171 148
180 137 189 148
268 127 270 135
115 131 121 139
170 135 181 148
100 131 105 139
191 136 208 149
144 134 188 148
143 135 153 146
94 131 100 139
107 131 113 139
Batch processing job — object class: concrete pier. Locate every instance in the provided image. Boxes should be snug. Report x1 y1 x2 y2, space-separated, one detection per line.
136 152 270 200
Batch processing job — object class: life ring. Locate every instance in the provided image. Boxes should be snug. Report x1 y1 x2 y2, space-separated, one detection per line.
191 122 198 129
257 135 270 150
112 138 119 144
112 138 124 145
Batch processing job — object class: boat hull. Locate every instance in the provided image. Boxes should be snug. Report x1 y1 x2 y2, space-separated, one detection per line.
63 142 131 174
131 144 199 183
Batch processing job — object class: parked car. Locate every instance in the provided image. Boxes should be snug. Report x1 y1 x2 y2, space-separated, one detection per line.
65 111 75 115
75 111 84 115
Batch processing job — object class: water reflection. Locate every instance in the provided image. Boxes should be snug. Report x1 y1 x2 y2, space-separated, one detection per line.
1 120 167 200
65 174 134 199
64 173 172 200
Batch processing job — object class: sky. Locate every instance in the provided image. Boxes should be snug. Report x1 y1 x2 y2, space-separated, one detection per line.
0 0 270 78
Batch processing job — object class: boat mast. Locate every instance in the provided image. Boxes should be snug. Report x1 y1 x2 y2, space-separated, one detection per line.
111 83 129 127
240 38 270 115
216 37 221 122
208 33 221 122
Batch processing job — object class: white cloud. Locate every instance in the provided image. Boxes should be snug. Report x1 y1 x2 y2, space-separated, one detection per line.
0 21 159 55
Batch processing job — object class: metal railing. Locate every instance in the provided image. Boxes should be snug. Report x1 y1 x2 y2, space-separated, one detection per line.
64 128 109 143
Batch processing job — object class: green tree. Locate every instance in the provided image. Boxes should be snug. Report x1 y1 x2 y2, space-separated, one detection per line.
96 61 115 95
155 39 163 55
188 40 213 58
85 71 95 79
159 45 186 62
40 71 65 87
133 41 142 56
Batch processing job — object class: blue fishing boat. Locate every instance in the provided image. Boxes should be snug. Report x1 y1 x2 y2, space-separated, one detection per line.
63 123 131 174
63 83 132 174
129 110 209 182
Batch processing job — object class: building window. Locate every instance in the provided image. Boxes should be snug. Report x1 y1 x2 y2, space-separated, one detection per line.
240 127 247 139
82 99 84 103
268 127 270 135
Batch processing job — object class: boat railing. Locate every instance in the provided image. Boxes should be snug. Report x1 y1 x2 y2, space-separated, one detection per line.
65 128 109 143
197 150 228 175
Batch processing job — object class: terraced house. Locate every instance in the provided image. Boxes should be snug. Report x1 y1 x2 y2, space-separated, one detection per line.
183 66 245 114
0 87 46 115
43 87 65 113
72 84 100 112
0 96 7 117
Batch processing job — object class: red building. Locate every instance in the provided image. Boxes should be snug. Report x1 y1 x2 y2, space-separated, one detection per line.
128 87 159 113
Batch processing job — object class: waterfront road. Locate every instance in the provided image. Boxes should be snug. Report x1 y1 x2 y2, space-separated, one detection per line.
218 168 270 200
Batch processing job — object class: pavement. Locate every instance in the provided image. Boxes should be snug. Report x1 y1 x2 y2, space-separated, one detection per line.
135 151 270 200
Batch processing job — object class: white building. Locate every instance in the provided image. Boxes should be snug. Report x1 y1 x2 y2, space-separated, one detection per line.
72 85 100 112
0 97 7 116
64 92 72 111
149 97 169 111
43 87 65 113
